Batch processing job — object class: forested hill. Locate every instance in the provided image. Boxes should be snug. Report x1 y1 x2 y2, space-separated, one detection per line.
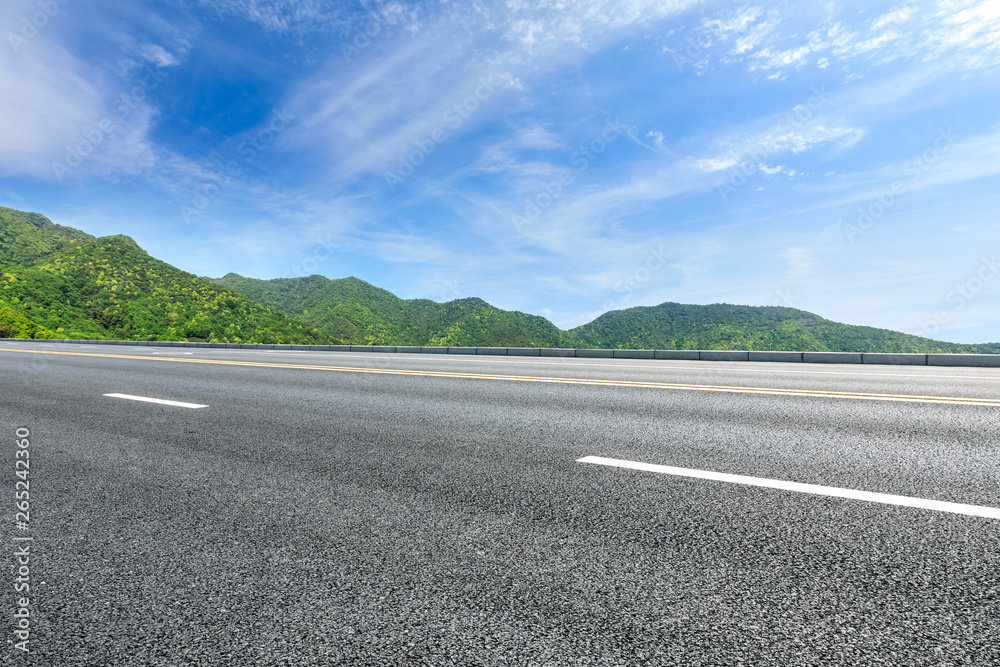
0 208 327 343
568 302 1000 354
218 275 999 353
0 206 93 265
214 273 573 347
1 206 997 352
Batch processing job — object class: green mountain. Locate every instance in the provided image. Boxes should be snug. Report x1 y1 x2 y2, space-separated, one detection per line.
214 273 572 347
0 206 996 352
217 273 999 353
568 302 1000 354
0 209 326 343
0 304 55 339
0 206 92 266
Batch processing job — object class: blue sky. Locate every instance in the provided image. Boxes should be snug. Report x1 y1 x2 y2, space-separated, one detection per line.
2 0 999 342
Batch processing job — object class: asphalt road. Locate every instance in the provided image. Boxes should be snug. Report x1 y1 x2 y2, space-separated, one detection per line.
2 343 999 666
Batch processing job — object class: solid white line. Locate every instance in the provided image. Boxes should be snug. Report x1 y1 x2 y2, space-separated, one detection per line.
578 455 1000 520
103 393 208 409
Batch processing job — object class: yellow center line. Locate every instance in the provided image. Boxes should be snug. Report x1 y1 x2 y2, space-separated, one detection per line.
4 347 1000 407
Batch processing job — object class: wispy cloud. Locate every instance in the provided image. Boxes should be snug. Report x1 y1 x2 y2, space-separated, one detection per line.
194 0 352 35
871 4 919 31
922 0 1000 69
680 0 1000 78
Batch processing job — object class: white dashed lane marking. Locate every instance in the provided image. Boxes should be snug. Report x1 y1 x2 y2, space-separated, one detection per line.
103 393 208 409
579 455 1000 520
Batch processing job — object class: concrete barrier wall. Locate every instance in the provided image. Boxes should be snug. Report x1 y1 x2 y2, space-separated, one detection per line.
862 353 927 365
700 351 749 362
614 349 654 359
749 351 802 363
4 339 999 368
803 352 862 364
928 354 1000 367
655 350 699 360
576 349 614 358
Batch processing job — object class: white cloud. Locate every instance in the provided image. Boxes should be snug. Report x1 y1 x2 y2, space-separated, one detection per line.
779 246 816 283
338 230 450 263
871 4 920 31
710 121 866 165
140 44 180 68
0 12 160 180
734 0 1000 76
694 156 738 172
195 0 351 35
502 0 701 52
691 4 779 55
853 30 903 55
644 130 671 153
922 0 1000 69
283 0 700 188
808 22 857 58
731 18 779 56
286 31 506 184
701 5 763 40
749 44 812 70
517 124 562 150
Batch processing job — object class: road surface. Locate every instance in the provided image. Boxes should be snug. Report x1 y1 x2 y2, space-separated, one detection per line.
2 343 998 665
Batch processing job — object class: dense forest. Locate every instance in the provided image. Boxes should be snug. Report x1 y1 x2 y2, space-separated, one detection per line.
0 208 326 344
215 273 574 347
568 302 1000 354
1 206 997 353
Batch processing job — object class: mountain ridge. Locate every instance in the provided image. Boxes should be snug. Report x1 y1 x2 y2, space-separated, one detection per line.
568 301 999 354
213 273 574 347
1 206 997 352
217 273 1000 353
0 209 327 343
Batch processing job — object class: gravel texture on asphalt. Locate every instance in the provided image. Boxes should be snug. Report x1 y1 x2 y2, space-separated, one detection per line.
2 344 999 665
